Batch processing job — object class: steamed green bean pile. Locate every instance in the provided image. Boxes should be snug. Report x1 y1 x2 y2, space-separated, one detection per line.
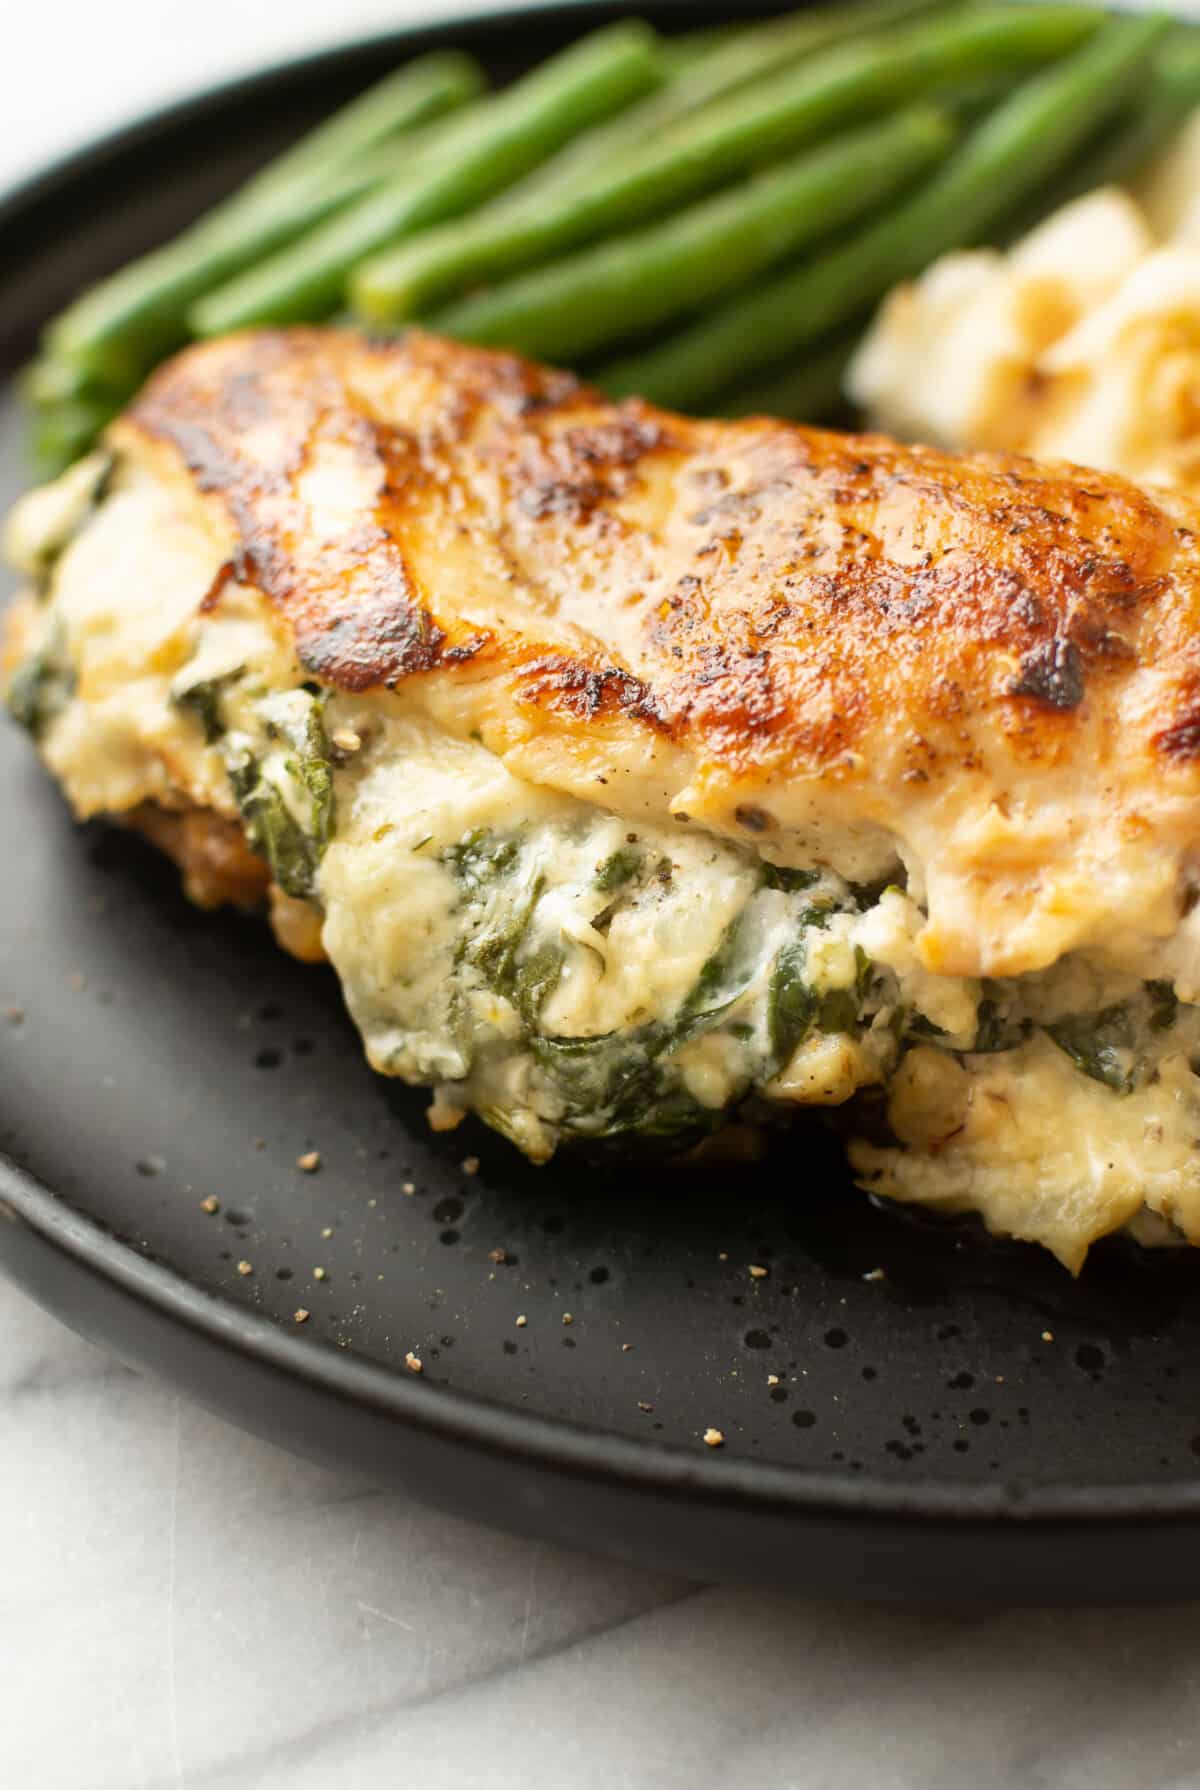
27 1 1196 472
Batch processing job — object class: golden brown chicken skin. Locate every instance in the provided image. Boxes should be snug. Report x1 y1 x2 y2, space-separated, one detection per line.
122 327 1200 982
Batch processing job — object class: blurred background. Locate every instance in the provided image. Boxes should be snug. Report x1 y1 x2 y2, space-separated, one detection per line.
6 2 550 194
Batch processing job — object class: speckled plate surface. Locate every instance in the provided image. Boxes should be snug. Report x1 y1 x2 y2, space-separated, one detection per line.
5 2 1200 1600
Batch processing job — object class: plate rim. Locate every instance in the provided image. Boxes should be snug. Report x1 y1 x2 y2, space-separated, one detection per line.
8 1127 1200 1530
4 0 1200 1543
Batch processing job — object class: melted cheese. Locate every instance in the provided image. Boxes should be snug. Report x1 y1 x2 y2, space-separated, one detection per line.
319 706 896 1158
853 1035 1200 1272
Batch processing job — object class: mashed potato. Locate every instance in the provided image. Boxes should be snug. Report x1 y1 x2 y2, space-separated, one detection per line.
849 114 1200 495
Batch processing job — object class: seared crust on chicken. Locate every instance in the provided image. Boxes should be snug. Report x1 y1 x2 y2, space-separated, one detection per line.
124 327 1200 980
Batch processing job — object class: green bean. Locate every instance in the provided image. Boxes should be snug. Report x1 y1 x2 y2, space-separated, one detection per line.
43 52 483 384
353 5 1101 323
435 107 954 363
30 396 121 478
599 12 1169 410
25 355 104 409
937 69 1025 125
26 350 144 472
655 26 742 79
47 158 414 390
712 330 862 423
233 50 485 199
1007 28 1200 230
190 23 662 336
510 0 939 206
353 0 937 323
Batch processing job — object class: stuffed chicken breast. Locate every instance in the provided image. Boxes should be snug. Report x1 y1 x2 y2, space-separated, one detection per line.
10 326 1200 1269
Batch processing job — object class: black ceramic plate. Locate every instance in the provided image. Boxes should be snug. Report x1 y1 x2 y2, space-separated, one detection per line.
7 3 1200 1602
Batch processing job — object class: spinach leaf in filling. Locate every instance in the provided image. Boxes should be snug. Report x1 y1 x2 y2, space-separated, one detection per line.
5 626 76 739
225 690 335 899
594 844 643 894
1045 1004 1137 1094
172 669 243 744
444 830 566 1028
767 920 870 1071
442 828 878 1142
1043 981 1189 1094
1146 979 1179 1033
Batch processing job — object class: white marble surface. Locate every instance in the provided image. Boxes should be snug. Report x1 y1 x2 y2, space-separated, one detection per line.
12 1273 1200 1790
11 4 1200 1786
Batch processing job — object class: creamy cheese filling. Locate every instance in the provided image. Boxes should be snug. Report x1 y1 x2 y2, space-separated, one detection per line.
317 712 902 1160
9 452 1200 1266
